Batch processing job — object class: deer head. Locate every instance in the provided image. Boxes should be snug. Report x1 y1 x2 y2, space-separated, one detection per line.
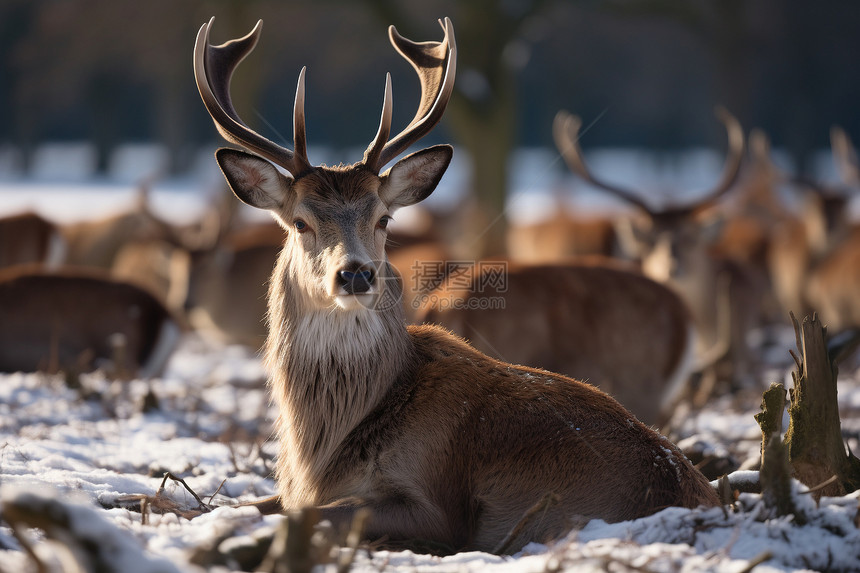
791 126 860 248
194 17 456 313
553 108 744 280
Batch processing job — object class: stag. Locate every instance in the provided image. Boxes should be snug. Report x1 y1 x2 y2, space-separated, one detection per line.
553 109 771 394
195 17 719 554
789 127 860 333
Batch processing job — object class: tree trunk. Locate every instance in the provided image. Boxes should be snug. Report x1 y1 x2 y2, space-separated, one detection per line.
446 87 515 259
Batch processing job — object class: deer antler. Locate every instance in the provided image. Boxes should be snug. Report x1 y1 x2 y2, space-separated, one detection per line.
194 18 313 177
363 17 457 173
553 111 655 215
553 107 745 216
697 106 746 214
830 126 860 187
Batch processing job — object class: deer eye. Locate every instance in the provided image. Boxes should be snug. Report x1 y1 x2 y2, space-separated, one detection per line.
377 215 392 230
294 219 309 233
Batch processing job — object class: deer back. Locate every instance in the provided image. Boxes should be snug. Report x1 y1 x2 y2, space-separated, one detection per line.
185 223 283 347
0 265 181 376
414 261 694 425
507 211 619 263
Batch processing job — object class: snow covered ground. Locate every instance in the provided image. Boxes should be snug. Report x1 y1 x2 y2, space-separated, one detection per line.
1 329 859 572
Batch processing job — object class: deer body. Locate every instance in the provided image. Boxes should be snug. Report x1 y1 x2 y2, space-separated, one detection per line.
271 307 716 551
0 265 180 376
195 17 718 554
184 223 283 347
414 261 695 426
747 127 860 334
793 128 860 333
61 186 175 269
805 227 860 331
507 211 619 263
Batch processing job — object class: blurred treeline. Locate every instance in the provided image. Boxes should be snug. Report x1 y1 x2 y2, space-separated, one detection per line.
1 0 859 252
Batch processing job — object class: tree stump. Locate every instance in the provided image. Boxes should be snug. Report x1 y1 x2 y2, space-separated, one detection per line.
784 313 860 498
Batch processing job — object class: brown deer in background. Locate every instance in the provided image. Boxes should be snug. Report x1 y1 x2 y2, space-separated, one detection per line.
0 265 181 377
0 212 65 269
414 260 696 427
506 207 620 263
730 126 860 336
111 238 191 316
183 221 283 348
553 109 768 394
791 127 860 334
194 17 719 553
60 183 177 269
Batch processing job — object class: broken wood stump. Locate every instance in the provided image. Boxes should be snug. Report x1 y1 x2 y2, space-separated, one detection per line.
755 313 860 502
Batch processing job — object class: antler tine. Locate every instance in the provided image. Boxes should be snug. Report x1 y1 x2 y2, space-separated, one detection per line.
364 17 457 173
831 126 860 186
363 74 393 172
194 18 312 176
553 110 654 215
293 67 309 167
687 106 745 215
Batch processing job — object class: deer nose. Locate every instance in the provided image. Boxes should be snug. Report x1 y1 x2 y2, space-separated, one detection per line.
336 266 375 294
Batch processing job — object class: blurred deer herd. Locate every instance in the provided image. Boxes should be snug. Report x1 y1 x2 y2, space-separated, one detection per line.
1 111 859 432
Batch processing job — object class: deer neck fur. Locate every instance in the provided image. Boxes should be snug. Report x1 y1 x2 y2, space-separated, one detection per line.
265 253 412 506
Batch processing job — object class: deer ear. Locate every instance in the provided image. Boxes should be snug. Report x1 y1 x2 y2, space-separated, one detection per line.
215 148 293 210
378 145 452 209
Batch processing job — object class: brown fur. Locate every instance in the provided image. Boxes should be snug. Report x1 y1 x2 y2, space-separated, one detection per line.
0 212 62 268
185 223 283 347
0 265 180 375
637 211 770 387
60 189 175 269
805 227 860 332
387 240 450 321
742 131 860 334
306 324 718 552
507 211 619 263
414 261 693 425
112 239 191 314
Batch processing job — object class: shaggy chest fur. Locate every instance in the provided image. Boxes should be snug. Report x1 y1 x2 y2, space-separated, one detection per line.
265 257 412 505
